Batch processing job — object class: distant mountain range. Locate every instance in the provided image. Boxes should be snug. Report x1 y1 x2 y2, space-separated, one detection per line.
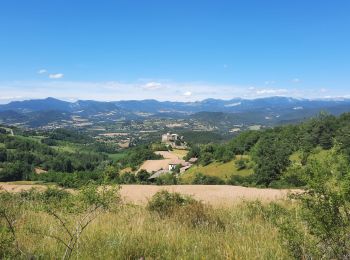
1 97 350 114
1 97 350 128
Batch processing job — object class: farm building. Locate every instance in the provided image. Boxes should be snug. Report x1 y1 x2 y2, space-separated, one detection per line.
161 133 180 143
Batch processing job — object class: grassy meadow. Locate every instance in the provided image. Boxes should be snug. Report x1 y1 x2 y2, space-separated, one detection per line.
180 158 253 184
1 188 291 260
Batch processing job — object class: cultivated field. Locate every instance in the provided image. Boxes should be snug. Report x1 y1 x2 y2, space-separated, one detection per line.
139 150 186 172
0 183 297 206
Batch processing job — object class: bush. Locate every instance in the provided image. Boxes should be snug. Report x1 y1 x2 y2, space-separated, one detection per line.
147 190 195 217
41 138 58 146
147 191 224 229
192 173 225 185
136 170 151 184
0 226 16 259
235 158 247 170
119 172 136 184
227 175 255 186
156 173 178 185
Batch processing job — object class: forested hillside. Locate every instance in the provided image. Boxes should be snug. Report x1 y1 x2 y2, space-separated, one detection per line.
185 112 350 187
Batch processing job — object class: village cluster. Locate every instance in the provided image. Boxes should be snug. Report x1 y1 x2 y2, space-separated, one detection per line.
139 133 198 179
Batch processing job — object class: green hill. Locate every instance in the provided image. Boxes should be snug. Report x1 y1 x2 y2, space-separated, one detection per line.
180 157 253 184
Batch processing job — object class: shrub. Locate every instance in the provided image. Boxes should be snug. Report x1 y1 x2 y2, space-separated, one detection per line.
192 173 225 185
235 158 247 170
119 172 136 184
227 175 255 186
156 173 178 185
147 190 195 217
147 191 224 229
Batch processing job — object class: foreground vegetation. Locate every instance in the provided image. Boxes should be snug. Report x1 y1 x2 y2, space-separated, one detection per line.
0 187 289 259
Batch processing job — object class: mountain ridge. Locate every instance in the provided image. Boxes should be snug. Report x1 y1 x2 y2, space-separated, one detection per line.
1 96 349 114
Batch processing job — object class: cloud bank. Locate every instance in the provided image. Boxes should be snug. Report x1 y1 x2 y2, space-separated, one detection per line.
0 80 347 104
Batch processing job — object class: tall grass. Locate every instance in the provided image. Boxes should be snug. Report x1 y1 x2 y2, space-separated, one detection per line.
4 197 291 259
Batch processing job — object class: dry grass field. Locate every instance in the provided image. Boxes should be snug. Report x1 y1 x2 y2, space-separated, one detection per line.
0 182 297 206
120 185 296 206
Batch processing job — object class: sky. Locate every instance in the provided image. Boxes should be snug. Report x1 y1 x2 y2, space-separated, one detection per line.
0 0 349 103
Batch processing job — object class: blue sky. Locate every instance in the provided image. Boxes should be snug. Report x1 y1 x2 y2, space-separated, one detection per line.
0 0 349 102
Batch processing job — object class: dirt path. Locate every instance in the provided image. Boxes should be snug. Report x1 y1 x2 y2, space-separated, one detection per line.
0 183 299 207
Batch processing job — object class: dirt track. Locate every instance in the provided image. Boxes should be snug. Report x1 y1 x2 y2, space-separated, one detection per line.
0 183 298 206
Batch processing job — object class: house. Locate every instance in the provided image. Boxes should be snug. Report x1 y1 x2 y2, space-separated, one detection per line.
161 133 180 143
168 159 188 171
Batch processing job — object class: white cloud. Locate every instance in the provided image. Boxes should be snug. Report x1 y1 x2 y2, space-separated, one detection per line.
0 80 348 103
142 82 163 90
37 69 47 74
256 88 288 95
49 73 64 79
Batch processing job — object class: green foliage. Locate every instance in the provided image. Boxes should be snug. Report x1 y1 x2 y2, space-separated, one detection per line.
251 132 292 186
151 142 169 151
147 190 196 217
0 161 31 181
180 131 227 145
118 145 162 168
156 173 178 185
136 170 151 184
235 158 247 170
183 112 350 188
227 174 255 186
228 130 261 155
48 128 93 144
185 145 200 161
0 184 120 259
33 171 103 188
0 225 16 259
200 152 213 166
0 148 7 162
41 138 58 146
287 152 350 258
0 132 110 183
147 191 223 229
119 172 137 184
192 173 225 185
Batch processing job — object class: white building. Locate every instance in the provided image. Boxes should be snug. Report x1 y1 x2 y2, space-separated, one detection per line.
161 133 180 143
